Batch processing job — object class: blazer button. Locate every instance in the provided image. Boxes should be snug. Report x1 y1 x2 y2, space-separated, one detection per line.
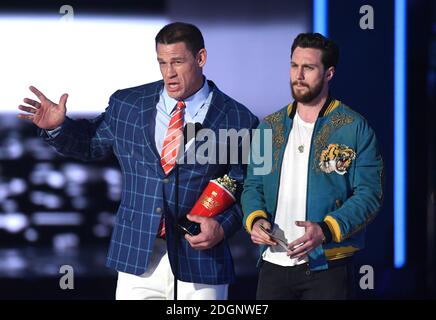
155 207 162 213
162 178 170 184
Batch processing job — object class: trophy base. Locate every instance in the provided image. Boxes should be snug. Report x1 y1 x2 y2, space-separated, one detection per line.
177 216 201 236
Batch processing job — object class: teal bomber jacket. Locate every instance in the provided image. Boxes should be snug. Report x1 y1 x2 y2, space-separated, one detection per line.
242 98 384 271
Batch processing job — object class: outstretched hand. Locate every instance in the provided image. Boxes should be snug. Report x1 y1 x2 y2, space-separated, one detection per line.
18 86 68 130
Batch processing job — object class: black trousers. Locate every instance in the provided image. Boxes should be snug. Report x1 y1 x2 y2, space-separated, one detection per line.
256 257 355 300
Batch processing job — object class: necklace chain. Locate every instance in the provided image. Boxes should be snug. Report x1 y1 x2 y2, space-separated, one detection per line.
295 115 313 153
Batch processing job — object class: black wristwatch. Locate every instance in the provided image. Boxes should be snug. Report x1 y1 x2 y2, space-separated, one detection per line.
317 221 333 244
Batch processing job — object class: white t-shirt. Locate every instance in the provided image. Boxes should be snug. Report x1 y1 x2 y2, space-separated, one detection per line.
262 111 314 266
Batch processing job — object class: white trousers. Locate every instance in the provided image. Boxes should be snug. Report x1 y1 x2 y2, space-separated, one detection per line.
115 238 228 300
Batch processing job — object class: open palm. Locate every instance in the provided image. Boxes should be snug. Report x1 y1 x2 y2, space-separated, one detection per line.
18 86 68 130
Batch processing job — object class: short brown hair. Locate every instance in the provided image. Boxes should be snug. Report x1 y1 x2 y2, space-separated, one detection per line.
155 22 205 57
291 33 339 69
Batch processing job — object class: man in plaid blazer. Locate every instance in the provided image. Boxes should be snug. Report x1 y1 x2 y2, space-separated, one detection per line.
18 22 258 299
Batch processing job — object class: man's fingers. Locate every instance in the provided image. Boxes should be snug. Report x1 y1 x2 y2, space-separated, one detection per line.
252 239 263 245
18 105 37 114
29 86 46 101
291 248 309 260
186 214 205 224
296 254 308 262
251 236 269 245
254 224 271 237
251 231 267 241
288 235 308 250
23 98 41 108
251 233 277 246
185 233 207 245
17 113 34 120
184 234 196 246
294 252 308 261
189 240 209 248
59 93 68 107
185 234 211 250
295 220 310 227
251 232 277 246
288 242 311 258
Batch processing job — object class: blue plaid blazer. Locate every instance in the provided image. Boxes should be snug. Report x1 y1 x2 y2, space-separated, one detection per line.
41 80 259 285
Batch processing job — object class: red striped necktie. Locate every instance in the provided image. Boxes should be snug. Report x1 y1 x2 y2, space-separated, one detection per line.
157 100 185 238
160 100 186 175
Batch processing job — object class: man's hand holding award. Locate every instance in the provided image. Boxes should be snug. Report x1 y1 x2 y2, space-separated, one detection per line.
178 175 237 236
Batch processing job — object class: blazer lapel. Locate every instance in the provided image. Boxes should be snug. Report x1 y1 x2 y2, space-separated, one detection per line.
139 82 163 172
202 81 228 129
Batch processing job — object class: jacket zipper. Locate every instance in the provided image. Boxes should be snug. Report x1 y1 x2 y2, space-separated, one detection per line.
305 119 319 221
272 118 293 217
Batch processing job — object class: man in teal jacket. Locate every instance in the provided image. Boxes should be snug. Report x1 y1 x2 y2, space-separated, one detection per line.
241 33 383 299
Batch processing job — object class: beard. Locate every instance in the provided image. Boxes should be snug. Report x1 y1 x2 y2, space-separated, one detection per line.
291 77 324 104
